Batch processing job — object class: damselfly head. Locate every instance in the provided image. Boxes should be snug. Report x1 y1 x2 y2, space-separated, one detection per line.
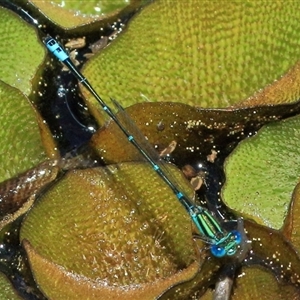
210 230 242 258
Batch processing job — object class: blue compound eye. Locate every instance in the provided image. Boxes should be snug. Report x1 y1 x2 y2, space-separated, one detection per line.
232 230 242 244
211 245 226 257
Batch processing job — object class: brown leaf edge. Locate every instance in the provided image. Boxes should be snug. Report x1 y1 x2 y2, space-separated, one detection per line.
23 239 201 300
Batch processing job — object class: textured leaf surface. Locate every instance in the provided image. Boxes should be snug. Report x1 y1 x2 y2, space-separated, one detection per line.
1 0 300 298
24 240 200 300
0 7 44 95
238 62 300 107
222 115 300 229
21 163 202 298
82 0 300 110
0 80 55 182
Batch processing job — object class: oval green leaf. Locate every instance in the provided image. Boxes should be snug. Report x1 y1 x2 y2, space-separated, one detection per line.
0 80 56 182
82 1 300 109
0 79 58 228
20 163 202 298
0 7 45 95
222 115 300 229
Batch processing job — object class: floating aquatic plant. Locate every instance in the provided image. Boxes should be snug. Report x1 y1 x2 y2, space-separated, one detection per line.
0 0 300 299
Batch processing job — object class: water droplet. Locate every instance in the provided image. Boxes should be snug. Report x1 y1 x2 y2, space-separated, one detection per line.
57 87 66 98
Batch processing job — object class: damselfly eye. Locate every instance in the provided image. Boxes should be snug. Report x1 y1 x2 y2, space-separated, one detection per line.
232 230 242 244
211 245 226 257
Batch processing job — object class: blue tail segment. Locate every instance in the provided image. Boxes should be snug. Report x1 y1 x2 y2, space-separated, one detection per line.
45 37 68 61
44 36 242 257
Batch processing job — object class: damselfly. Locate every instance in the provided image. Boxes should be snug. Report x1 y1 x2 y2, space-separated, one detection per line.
44 37 242 258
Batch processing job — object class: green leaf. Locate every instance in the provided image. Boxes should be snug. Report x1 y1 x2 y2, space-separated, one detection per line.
0 79 58 229
0 7 45 95
20 163 203 298
23 240 201 300
222 115 300 229
0 80 55 182
82 1 300 110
